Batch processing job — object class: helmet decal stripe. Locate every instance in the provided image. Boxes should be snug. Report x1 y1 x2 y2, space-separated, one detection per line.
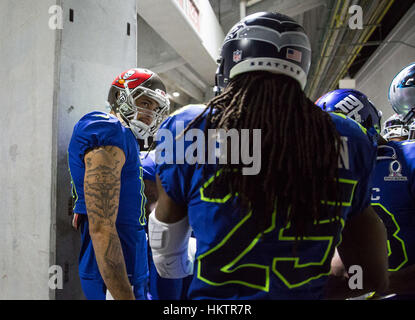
233 26 311 50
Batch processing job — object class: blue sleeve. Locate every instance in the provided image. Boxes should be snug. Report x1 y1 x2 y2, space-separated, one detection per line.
348 138 378 219
140 150 156 181
72 113 128 160
329 113 378 219
155 105 206 205
401 141 415 196
155 115 190 206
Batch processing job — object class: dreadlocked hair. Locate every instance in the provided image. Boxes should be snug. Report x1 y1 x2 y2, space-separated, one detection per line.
184 71 343 239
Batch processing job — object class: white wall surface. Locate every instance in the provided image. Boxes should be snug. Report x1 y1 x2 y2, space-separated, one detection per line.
56 0 137 299
0 0 137 300
0 0 58 299
137 0 224 86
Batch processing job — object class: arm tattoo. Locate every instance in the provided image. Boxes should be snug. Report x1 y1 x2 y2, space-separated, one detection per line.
102 233 127 284
84 147 123 228
84 146 133 299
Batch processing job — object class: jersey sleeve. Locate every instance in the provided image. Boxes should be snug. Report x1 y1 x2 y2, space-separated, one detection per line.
71 113 128 160
400 140 415 196
140 150 156 181
347 136 378 219
155 105 206 206
155 115 189 205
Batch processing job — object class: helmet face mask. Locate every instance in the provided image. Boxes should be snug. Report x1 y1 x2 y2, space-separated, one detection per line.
382 114 409 141
409 121 415 140
388 63 415 123
108 68 170 141
214 12 312 94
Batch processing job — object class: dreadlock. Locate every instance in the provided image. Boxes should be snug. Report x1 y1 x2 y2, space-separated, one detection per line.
184 71 343 238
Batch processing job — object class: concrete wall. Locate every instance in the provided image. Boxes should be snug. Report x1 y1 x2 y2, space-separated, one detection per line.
0 0 58 299
355 4 415 126
55 0 137 299
0 0 137 300
137 0 223 86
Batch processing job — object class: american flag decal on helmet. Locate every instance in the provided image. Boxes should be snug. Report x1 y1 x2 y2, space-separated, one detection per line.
286 48 302 63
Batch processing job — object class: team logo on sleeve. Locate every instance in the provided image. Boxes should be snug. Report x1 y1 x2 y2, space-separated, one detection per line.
384 160 408 181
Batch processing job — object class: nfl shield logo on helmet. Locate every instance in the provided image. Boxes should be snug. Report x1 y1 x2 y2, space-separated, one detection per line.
155 88 166 97
233 50 242 63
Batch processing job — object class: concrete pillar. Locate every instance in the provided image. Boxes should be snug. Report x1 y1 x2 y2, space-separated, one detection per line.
0 0 137 299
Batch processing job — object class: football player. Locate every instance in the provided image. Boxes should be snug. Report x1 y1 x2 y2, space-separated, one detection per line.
68 68 169 299
382 62 415 298
381 114 409 142
317 83 415 299
149 12 388 300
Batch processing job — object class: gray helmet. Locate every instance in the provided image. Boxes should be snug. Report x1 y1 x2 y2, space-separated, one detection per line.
388 63 415 123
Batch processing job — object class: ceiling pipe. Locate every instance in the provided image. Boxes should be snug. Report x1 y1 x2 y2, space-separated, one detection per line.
305 0 344 97
314 0 377 97
321 0 381 93
328 0 395 93
308 0 395 100
311 0 372 98
310 0 353 97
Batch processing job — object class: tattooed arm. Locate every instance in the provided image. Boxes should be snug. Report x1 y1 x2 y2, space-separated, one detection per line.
84 145 135 300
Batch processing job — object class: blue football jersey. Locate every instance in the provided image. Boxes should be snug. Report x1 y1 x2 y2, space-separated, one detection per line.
68 111 148 284
371 140 415 299
155 105 377 300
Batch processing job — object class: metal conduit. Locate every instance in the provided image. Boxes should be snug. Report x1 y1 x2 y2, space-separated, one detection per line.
305 0 343 97
312 0 375 98
306 0 395 100
328 0 395 94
